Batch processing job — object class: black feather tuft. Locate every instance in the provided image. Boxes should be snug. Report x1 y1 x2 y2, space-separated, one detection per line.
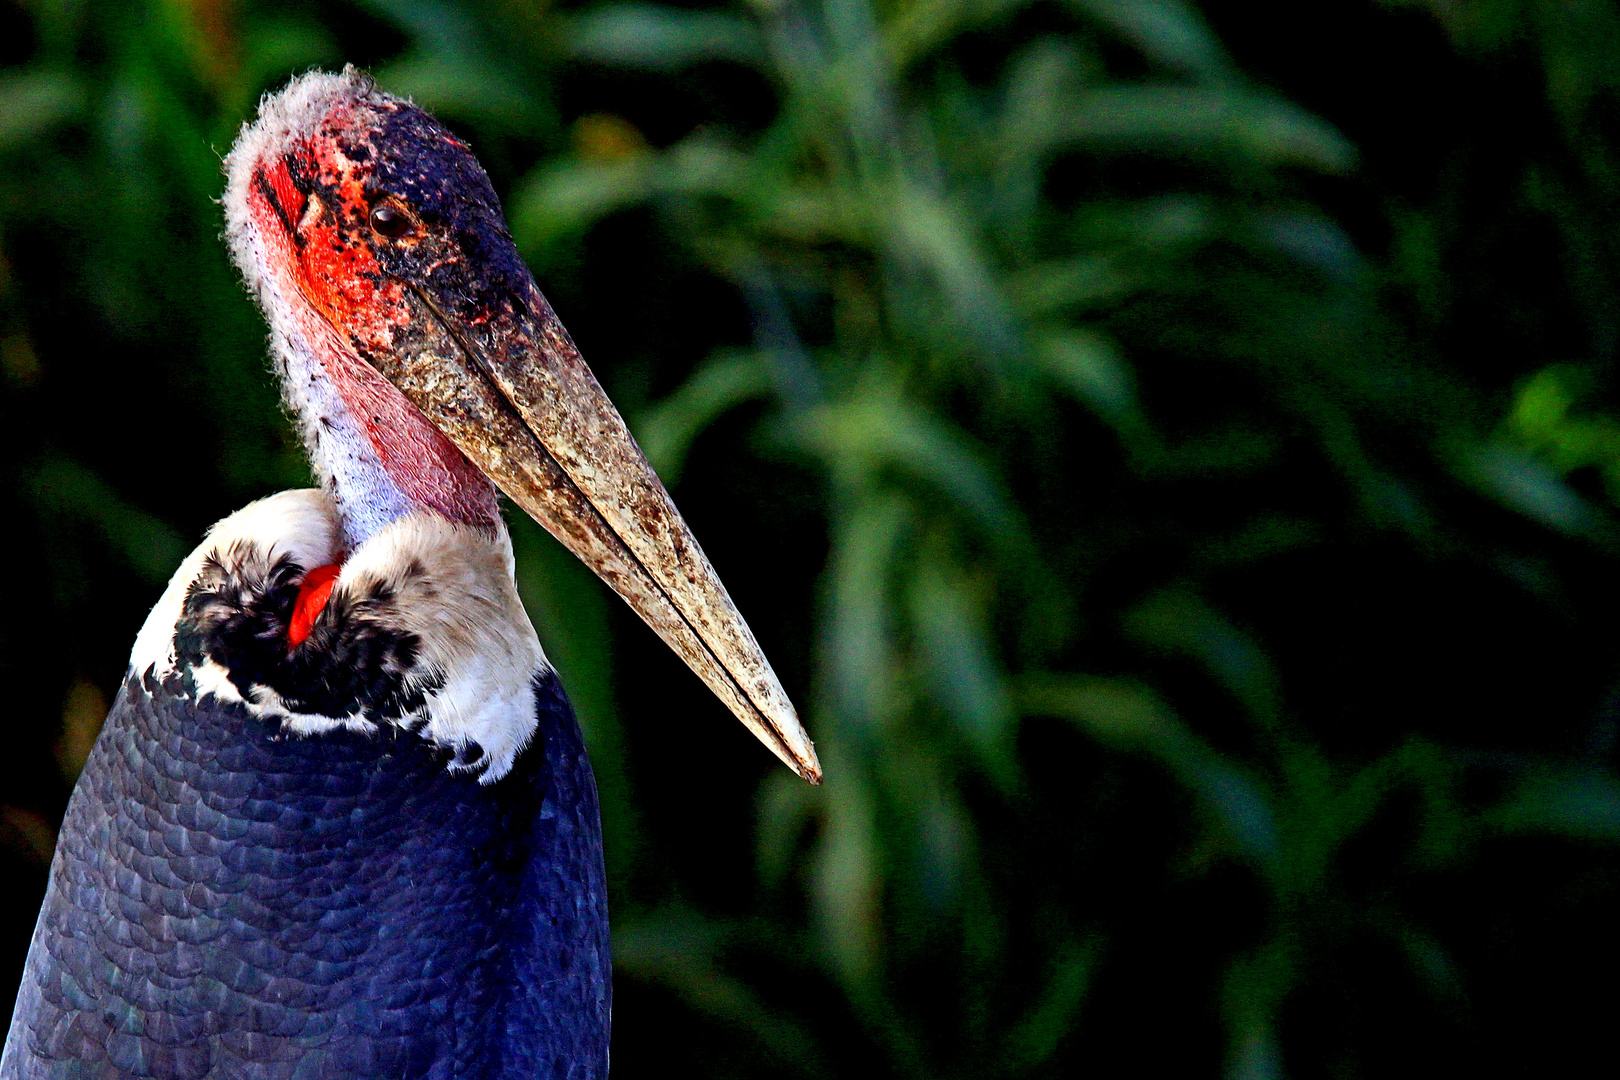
174 541 444 722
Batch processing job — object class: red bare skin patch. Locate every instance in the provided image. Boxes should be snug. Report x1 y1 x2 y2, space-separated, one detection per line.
244 124 497 532
264 156 306 230
288 564 342 648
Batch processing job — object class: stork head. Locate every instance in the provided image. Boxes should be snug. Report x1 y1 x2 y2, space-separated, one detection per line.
222 69 819 783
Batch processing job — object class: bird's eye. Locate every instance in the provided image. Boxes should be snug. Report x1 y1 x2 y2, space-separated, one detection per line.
369 204 413 239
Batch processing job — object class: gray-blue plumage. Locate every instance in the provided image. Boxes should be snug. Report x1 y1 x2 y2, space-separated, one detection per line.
1 666 608 1079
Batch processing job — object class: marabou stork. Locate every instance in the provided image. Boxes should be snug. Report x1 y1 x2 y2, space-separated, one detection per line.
1 68 819 1079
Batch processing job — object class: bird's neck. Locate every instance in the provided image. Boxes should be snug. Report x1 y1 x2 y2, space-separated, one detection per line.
272 295 499 553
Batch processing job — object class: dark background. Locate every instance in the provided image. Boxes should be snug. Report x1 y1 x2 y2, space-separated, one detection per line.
3 0 1619 1076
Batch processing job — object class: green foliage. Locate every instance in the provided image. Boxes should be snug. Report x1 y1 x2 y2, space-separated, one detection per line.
4 0 1620 1076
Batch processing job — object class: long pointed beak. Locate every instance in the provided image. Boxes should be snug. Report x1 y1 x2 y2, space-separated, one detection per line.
370 278 821 783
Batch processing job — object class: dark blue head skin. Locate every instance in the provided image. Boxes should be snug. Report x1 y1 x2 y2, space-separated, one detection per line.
366 104 536 317
249 73 536 374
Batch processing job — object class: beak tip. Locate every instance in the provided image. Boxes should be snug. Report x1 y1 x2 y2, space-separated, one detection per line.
798 755 823 785
768 708 821 784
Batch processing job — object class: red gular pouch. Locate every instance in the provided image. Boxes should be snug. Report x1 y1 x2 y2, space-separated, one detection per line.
288 564 343 648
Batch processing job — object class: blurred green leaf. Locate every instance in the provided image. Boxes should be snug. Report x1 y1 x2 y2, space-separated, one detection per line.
1008 254 1130 316
1125 589 1281 728
757 766 822 888
365 0 550 127
885 186 1019 359
1506 365 1620 500
1032 326 1137 423
797 394 1029 548
615 909 824 1070
908 550 1014 777
636 349 776 481
568 3 768 70
1490 771 1620 840
1067 0 1236 84
883 0 1026 70
30 460 187 585
1053 86 1356 172
1003 937 1100 1070
511 155 654 253
825 492 911 732
1020 676 1280 867
1462 441 1594 534
0 70 85 150
812 750 884 987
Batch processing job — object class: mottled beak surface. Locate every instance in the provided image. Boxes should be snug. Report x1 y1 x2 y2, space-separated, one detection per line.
233 71 819 782
382 277 821 783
